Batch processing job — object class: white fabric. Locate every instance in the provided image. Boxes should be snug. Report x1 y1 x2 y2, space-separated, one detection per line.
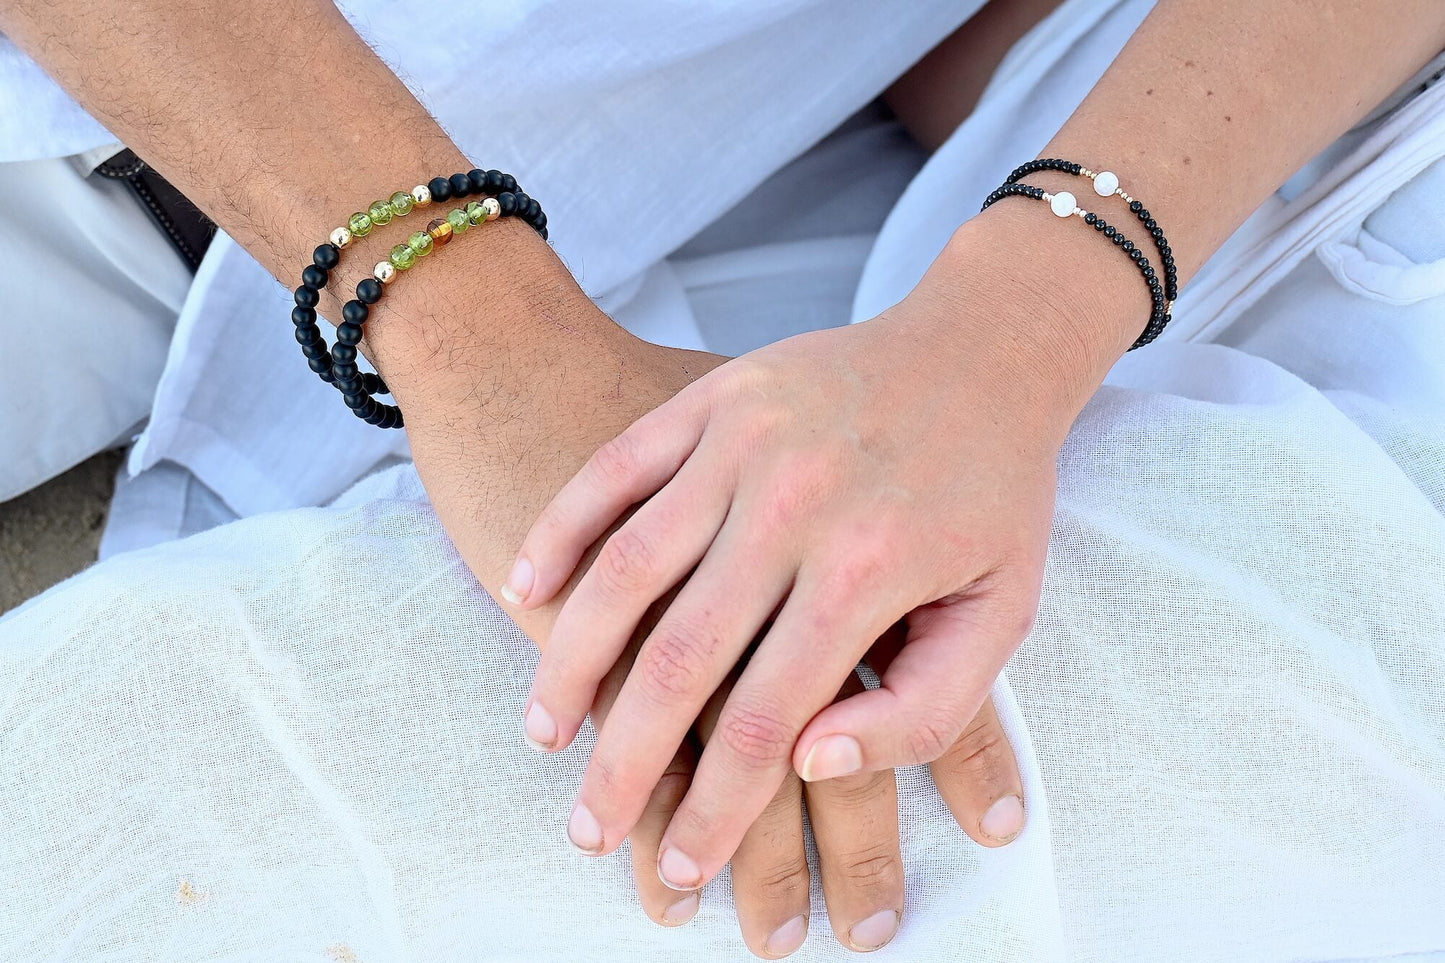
0 151 190 500
2 0 1445 958
2 229 1443 958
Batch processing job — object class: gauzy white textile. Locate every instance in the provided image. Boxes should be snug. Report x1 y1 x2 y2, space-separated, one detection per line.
2 0 1445 960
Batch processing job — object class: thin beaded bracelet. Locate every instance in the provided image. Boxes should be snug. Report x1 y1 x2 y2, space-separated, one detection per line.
980 182 1170 349
1003 158 1177 303
291 168 548 429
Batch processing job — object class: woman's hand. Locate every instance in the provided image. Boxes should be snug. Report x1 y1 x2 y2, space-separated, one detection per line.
390 273 1026 953
507 221 1101 891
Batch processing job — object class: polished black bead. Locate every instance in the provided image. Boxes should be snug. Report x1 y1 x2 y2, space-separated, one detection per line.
342 299 369 325
333 361 359 380
318 368 336 384
292 306 317 326
513 192 529 214
356 278 383 304
331 343 358 364
301 264 328 289
343 390 369 409
337 321 363 345
449 172 471 197
497 192 518 215
428 176 452 202
1122 240 1135 253
1112 233 1125 245
294 324 321 346
539 226 549 241
1144 267 1156 279
351 398 377 420
361 372 384 395
485 170 504 193
1081 212 1096 224
524 198 541 220
301 341 330 360
1128 200 1142 213
500 172 518 193
1151 227 1164 240
531 211 547 230
468 168 488 193
1145 218 1158 231
313 244 341 270
294 285 319 308
307 355 331 374
1102 226 1116 237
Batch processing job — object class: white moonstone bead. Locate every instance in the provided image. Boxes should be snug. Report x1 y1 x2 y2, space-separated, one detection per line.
373 261 397 285
411 184 432 207
1093 170 1119 196
1049 191 1077 218
481 197 501 221
329 226 352 249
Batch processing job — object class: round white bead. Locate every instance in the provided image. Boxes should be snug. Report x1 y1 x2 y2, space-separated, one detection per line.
1049 191 1077 218
481 197 501 221
1093 171 1119 196
373 261 397 285
329 227 352 249
411 184 432 206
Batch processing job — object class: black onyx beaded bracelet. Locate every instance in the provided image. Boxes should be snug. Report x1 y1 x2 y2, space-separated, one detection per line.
1003 158 1176 303
291 168 549 429
981 182 1170 349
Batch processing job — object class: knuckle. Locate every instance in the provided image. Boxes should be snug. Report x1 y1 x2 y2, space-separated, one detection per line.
751 858 810 902
637 620 715 701
596 527 659 596
590 433 642 488
810 768 893 812
838 842 901 888
947 715 1012 778
904 712 958 764
718 700 796 766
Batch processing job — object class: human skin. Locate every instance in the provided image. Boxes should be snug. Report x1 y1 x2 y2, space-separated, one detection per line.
511 0 1445 895
0 0 1034 955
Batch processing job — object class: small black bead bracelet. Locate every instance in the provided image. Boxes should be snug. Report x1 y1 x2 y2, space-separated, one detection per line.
981 182 1170 349
1003 158 1177 303
291 168 549 429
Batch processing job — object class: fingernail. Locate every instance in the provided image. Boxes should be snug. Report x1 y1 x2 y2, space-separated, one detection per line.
765 914 808 957
500 556 534 605
567 803 603 854
798 734 863 782
981 794 1025 844
657 845 702 890
524 701 557 751
847 909 899 952
661 892 699 926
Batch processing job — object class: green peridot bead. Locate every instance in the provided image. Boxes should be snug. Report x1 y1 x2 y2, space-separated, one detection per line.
466 201 486 226
389 243 416 270
368 200 394 226
389 191 414 217
348 212 373 237
408 231 434 257
447 208 470 234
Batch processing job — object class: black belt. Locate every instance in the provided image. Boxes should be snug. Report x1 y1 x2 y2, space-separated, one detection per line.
94 148 217 273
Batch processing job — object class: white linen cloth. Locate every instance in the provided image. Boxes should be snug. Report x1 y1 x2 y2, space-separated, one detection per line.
2 0 1445 960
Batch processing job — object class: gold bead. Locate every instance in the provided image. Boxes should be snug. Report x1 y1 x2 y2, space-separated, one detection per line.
411 184 432 207
481 197 501 221
330 227 352 249
427 217 453 245
373 260 397 285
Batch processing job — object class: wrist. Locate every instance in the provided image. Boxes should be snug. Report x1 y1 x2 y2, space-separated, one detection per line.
919 199 1151 422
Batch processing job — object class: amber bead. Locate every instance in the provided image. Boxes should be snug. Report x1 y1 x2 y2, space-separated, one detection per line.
427 218 453 246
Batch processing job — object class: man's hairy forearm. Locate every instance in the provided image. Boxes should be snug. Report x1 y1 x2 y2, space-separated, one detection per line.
0 0 611 396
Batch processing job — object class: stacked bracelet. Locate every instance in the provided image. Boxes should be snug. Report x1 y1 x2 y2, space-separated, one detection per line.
291 168 548 429
984 159 1176 350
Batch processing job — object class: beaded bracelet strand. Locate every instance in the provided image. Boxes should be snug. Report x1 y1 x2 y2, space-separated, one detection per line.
1003 158 1177 303
291 168 548 429
980 182 1169 349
